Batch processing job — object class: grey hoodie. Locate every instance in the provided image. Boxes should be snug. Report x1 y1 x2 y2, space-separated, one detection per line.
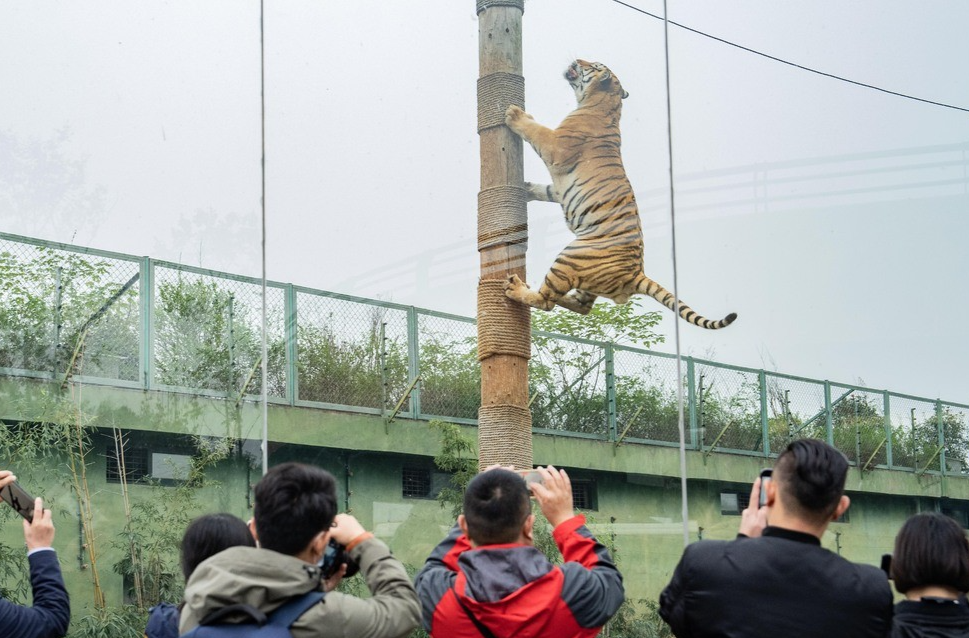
179 538 420 638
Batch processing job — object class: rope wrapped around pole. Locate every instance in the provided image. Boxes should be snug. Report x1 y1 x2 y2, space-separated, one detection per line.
477 279 531 361
478 404 532 470
477 185 528 250
476 0 531 471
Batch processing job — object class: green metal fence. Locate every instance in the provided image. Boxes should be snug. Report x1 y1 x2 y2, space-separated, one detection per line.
2 231 967 473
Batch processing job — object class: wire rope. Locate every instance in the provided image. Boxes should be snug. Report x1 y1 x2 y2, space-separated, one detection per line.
660 0 691 548
610 0 969 114
259 0 269 476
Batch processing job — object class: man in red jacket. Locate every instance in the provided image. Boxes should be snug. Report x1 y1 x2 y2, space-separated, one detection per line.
415 465 624 638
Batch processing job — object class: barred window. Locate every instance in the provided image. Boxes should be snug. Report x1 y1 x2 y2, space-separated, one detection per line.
402 467 432 498
106 446 150 484
720 491 750 515
572 480 597 511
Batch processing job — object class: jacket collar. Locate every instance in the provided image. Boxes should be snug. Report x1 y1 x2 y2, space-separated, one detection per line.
762 526 821 546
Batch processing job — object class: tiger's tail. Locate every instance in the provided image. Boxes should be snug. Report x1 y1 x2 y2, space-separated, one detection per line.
635 276 737 330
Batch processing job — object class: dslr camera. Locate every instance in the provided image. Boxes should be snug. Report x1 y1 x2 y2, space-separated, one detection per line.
319 538 360 579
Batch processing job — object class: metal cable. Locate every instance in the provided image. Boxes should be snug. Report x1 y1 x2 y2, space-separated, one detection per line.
662 0 691 548
260 0 269 476
610 0 969 114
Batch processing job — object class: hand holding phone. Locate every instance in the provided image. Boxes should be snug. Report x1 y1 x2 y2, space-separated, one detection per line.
758 469 772 508
738 469 772 538
0 479 35 523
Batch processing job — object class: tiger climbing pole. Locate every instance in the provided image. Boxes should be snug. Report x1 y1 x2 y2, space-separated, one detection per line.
475 0 532 471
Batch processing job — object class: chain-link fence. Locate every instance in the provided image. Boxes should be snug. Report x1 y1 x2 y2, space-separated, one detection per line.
530 332 609 438
2 232 967 472
0 236 141 383
417 311 479 422
693 362 762 455
614 348 681 446
295 290 410 413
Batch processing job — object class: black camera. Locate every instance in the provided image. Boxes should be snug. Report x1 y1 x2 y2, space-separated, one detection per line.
319 539 360 579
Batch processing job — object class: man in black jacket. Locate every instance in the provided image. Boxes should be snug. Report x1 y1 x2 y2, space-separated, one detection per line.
659 439 892 638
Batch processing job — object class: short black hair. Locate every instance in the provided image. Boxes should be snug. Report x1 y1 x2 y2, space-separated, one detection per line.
253 462 338 555
462 469 531 545
892 512 969 594
773 439 848 524
180 513 255 580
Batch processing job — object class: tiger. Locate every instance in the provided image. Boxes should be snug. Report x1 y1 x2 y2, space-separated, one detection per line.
503 59 737 330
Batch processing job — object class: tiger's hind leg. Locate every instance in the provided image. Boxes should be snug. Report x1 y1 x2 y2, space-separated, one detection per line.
556 290 597 315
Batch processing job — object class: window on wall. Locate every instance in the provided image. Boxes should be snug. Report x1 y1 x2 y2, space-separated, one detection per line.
106 445 193 485
106 446 150 483
571 479 597 511
720 491 750 515
402 467 432 498
401 466 452 499
942 499 969 528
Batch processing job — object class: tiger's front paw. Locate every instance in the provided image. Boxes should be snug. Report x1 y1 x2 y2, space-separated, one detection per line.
505 105 531 128
504 274 529 300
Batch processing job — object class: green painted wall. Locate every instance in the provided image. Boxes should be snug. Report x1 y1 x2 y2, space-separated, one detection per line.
1 376 966 613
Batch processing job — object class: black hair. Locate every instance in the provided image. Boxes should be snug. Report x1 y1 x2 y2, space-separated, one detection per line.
773 439 848 524
180 512 255 580
892 512 969 594
253 462 338 556
462 469 531 545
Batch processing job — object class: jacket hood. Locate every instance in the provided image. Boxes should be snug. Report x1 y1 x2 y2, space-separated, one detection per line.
456 544 558 628
183 546 323 620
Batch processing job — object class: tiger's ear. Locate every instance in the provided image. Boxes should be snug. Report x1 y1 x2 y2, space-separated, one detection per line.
622 90 629 99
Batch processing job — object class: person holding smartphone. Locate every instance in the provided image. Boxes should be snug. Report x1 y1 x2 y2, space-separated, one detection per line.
0 469 71 638
658 439 892 638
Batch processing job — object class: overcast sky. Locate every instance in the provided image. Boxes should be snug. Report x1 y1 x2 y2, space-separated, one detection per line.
1 0 967 404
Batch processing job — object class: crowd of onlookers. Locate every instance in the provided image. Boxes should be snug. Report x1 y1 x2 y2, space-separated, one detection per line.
2 438 968 638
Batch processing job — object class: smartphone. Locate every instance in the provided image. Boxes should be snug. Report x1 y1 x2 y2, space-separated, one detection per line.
758 469 772 507
0 481 35 523
517 469 543 487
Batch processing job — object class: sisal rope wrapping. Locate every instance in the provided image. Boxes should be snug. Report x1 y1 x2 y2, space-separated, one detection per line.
477 404 532 470
477 185 528 251
475 0 525 15
477 72 525 133
477 279 531 361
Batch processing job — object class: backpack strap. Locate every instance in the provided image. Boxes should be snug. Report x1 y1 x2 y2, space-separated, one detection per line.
266 590 326 629
199 604 268 626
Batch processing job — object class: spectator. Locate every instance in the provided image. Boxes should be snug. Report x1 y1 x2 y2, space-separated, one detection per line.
0 470 70 638
145 512 256 638
659 438 893 638
179 462 420 638
415 465 624 638
890 512 969 637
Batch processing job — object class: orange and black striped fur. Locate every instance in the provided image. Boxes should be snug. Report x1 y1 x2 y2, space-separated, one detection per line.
503 60 736 330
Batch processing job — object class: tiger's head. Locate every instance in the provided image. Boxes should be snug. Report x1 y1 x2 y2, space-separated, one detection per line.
565 60 629 105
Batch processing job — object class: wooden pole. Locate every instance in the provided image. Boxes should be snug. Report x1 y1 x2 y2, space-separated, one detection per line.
475 0 532 471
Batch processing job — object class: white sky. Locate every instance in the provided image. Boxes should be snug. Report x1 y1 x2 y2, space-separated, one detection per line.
1 0 967 402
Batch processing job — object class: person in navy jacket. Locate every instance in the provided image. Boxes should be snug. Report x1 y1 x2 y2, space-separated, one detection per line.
0 470 70 638
415 465 624 638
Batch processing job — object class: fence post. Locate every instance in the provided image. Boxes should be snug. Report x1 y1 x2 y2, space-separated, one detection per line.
759 370 769 457
883 391 893 468
687 358 697 449
938 399 947 475
824 380 833 445
408 307 421 419
139 257 154 390
285 284 297 406
605 343 616 442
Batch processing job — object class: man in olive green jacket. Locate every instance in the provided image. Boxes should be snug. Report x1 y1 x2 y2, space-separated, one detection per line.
180 462 419 638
